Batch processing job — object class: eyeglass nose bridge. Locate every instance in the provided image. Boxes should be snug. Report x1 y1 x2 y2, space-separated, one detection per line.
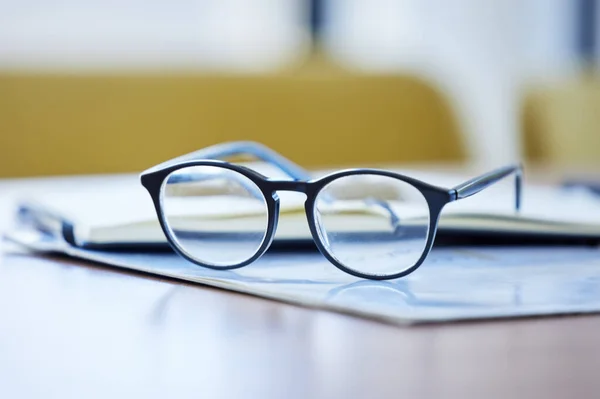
265 179 310 193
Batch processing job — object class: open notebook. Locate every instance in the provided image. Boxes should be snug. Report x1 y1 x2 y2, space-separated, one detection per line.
14 162 600 249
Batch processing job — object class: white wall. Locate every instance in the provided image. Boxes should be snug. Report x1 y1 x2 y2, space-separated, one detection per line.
0 0 308 71
322 0 583 167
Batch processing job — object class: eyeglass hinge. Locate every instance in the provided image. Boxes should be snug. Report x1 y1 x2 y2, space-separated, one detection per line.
449 189 458 202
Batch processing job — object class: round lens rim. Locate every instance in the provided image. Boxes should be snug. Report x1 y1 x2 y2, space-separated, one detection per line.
157 162 277 270
307 170 439 280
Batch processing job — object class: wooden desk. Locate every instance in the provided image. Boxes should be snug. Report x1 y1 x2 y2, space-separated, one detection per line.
1 174 599 399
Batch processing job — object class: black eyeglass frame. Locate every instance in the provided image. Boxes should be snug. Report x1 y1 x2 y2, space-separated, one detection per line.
140 141 522 280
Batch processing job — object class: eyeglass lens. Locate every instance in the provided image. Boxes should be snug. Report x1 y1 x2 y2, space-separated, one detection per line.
314 174 430 277
160 165 269 267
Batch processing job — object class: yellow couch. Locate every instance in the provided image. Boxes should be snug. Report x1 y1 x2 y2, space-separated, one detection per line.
0 67 465 177
523 75 600 167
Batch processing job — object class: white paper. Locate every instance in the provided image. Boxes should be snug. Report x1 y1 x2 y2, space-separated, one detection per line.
7 228 600 325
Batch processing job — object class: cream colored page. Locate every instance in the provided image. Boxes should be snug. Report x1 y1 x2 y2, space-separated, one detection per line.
17 166 600 240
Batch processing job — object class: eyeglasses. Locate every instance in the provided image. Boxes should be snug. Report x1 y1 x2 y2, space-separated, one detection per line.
140 141 522 280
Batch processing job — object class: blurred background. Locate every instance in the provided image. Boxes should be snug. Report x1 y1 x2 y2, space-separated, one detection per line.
0 0 598 177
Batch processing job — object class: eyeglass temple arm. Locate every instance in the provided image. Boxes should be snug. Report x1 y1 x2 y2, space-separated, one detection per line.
143 141 311 180
451 164 523 210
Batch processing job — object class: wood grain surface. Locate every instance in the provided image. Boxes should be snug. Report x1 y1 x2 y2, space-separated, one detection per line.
1 250 599 399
